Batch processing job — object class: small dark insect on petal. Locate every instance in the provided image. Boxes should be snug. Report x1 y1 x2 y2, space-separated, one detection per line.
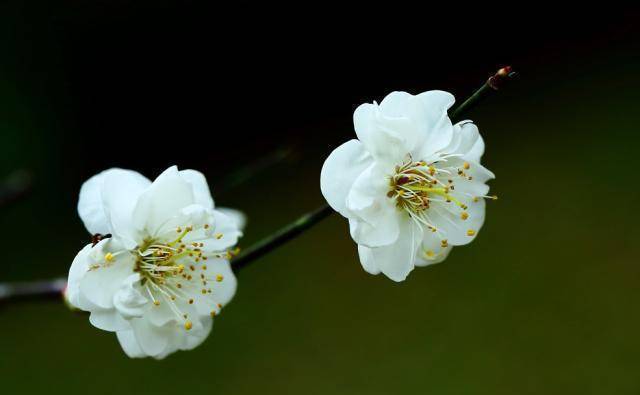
91 233 112 247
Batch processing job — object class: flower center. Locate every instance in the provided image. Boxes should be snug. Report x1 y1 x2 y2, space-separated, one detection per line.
387 157 468 230
131 224 237 330
135 226 198 286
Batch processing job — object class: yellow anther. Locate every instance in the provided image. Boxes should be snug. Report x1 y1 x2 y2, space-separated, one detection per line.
188 298 194 304
491 195 499 200
473 197 480 203
210 310 216 318
176 227 182 233
425 250 435 258
202 265 207 270
178 264 185 272
215 233 223 240
153 300 160 306
204 224 210 229
467 229 476 236
216 274 224 282
441 239 448 248
184 320 193 330
463 162 470 170
461 212 469 220
105 252 114 262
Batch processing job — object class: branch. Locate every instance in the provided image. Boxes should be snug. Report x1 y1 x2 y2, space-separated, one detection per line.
213 147 295 197
0 66 517 301
449 66 517 122
0 277 66 303
232 204 333 272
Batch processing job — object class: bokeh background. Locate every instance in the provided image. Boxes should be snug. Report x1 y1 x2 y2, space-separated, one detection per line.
1 3 639 394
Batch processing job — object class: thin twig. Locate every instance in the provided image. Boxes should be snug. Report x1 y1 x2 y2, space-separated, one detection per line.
232 204 333 272
449 66 517 122
213 147 295 197
0 277 66 303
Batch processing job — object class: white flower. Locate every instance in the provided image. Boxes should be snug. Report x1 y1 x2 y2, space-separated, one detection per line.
67 165 244 359
321 91 495 282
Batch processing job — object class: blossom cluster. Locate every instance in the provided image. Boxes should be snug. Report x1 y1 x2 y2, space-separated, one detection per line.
68 90 494 358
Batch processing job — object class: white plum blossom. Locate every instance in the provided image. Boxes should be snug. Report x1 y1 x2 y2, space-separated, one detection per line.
67 165 244 359
321 91 495 282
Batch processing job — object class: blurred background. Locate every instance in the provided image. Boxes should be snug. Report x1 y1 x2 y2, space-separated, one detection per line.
1 2 639 394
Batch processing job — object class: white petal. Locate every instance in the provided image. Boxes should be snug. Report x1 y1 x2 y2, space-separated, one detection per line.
130 318 170 357
216 207 247 231
133 166 196 236
415 232 453 267
378 91 413 117
116 329 147 358
357 245 381 275
195 258 237 312
179 317 213 352
346 163 399 247
412 90 456 158
179 169 214 210
89 310 131 332
430 198 486 246
195 209 242 252
67 244 93 309
358 219 422 282
353 103 408 165
79 253 134 309
466 134 486 163
320 139 373 217
113 274 148 319
78 168 150 236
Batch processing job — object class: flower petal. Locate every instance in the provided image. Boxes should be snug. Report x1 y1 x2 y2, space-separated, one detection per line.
78 168 151 236
216 207 247 231
116 329 147 358
320 139 372 217
67 244 93 310
357 245 381 275
89 310 131 332
416 232 453 267
430 198 486 246
179 169 214 210
357 219 421 282
113 274 148 319
79 252 134 309
353 103 408 165
346 164 400 247
133 166 196 236
130 318 170 357
412 90 456 159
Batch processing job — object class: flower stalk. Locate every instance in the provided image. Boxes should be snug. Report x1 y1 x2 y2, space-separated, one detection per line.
232 204 333 272
449 66 517 122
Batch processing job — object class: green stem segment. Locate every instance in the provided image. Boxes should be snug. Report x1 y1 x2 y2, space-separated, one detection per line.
449 66 517 122
232 204 333 272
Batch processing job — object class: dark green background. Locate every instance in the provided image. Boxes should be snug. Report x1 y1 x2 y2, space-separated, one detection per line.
1 4 639 394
